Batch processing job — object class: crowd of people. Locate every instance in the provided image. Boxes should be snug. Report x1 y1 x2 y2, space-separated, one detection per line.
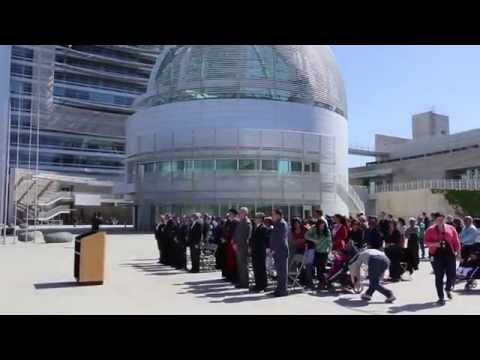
154 207 480 305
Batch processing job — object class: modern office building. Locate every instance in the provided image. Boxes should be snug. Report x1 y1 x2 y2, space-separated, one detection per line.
1 45 162 227
120 45 364 230
350 111 480 216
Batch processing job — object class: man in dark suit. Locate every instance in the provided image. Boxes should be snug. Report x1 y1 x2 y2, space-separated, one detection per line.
250 212 270 292
155 215 166 264
270 208 289 297
175 216 189 270
233 207 253 289
188 213 203 273
164 215 177 267
91 212 103 233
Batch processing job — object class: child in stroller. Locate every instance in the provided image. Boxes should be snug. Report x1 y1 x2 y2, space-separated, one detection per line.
323 241 363 293
456 243 480 290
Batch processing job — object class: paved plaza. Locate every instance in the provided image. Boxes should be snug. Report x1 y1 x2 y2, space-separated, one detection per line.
1 234 478 315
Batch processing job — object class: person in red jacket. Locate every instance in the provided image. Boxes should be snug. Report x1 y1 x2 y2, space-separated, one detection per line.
424 212 461 306
332 214 348 251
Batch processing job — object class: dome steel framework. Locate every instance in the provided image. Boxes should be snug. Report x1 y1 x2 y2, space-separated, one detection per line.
135 45 347 117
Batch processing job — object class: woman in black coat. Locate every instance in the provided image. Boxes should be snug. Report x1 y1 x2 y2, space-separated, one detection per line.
384 220 404 282
249 212 270 292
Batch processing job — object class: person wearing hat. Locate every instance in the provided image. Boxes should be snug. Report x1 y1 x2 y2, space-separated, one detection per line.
424 212 461 305
404 217 420 275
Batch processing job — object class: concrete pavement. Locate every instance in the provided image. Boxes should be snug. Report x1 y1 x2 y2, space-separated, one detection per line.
1 234 478 315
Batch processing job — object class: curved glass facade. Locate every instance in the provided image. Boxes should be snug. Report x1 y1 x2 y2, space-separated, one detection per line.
136 45 347 117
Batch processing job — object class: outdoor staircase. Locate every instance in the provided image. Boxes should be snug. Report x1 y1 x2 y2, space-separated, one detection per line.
337 183 366 215
15 173 74 224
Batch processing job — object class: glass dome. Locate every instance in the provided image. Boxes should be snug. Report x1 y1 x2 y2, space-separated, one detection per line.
135 45 347 118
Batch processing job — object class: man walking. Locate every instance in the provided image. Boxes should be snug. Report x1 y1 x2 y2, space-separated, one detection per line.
233 207 252 289
424 212 461 305
417 216 426 259
270 208 289 297
405 217 420 274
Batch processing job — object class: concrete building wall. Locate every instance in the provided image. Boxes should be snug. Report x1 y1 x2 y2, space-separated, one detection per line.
362 147 480 182
372 189 456 218
0 46 11 227
375 134 410 154
412 111 449 140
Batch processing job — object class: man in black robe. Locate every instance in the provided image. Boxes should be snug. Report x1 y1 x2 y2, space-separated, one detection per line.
188 213 203 273
249 212 270 292
155 215 166 264
164 215 177 267
175 216 189 270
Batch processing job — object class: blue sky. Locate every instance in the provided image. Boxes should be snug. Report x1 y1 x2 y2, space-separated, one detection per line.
331 45 480 167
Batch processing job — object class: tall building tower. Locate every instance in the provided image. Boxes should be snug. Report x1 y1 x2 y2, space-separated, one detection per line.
122 45 360 230
2 45 162 227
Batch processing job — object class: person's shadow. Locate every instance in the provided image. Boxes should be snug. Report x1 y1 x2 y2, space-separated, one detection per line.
387 302 437 314
334 297 384 308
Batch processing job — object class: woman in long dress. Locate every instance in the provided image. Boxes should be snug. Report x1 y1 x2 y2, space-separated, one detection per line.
223 211 238 283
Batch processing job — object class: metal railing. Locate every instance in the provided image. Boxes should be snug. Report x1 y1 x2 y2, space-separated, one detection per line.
37 205 72 221
348 184 366 213
372 179 480 193
336 183 365 214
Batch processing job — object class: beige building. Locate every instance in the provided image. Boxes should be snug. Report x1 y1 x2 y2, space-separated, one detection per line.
350 111 480 216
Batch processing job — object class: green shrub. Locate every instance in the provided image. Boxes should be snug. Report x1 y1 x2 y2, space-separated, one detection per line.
433 189 480 217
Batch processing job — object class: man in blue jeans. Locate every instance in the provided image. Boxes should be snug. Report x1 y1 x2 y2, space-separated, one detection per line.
350 246 396 303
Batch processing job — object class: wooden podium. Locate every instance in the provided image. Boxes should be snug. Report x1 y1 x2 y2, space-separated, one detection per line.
74 231 106 285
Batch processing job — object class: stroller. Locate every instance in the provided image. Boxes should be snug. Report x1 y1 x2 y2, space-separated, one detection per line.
456 243 480 290
323 242 364 293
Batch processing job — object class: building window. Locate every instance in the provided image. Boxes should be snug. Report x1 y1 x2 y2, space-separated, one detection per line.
261 159 278 171
139 157 323 177
194 159 214 171
216 159 238 171
238 159 257 171
278 160 290 174
144 163 155 173
304 161 320 173
156 161 171 175
290 161 302 172
173 160 193 173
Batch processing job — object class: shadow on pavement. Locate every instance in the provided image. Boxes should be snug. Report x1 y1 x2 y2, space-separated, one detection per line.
122 261 187 276
454 289 480 296
175 276 282 303
34 281 81 289
334 297 385 308
179 278 227 286
387 302 437 314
